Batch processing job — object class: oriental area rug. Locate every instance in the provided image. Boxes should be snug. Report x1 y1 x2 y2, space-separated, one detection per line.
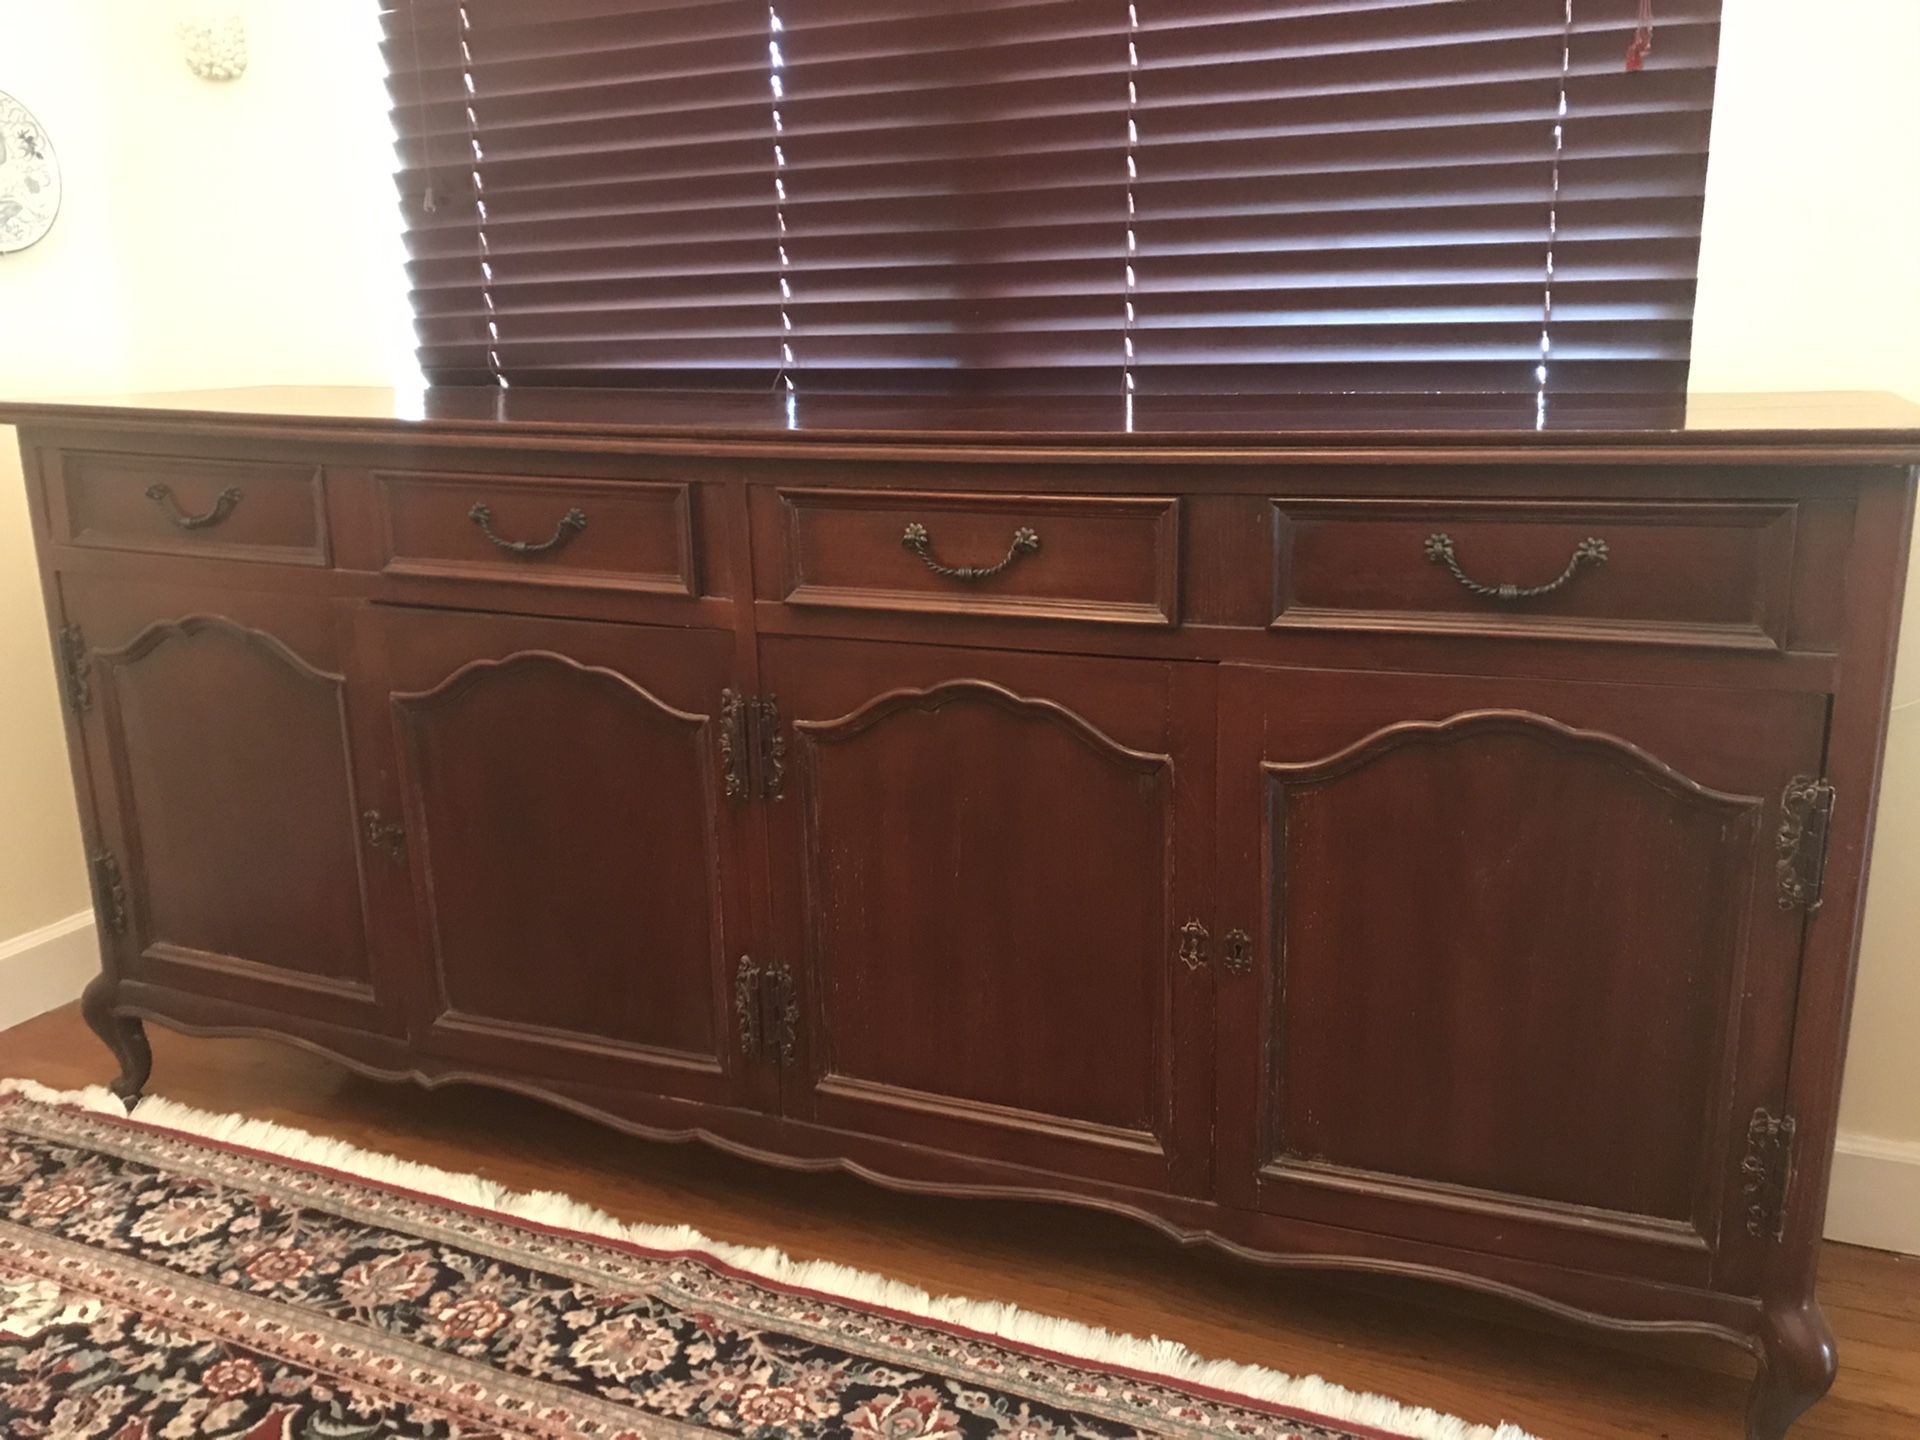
0 1082 1536 1440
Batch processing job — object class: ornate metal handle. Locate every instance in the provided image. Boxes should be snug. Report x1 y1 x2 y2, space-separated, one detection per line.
1423 532 1608 601
901 522 1040 582
719 690 750 802
146 483 242 530
468 503 588 557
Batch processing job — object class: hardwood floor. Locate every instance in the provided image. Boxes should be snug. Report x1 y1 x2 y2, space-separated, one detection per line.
3 1004 1915 1439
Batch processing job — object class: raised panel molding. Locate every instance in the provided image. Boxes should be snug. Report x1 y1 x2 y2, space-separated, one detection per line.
792 676 1179 1155
1268 497 1798 651
812 1075 1172 1159
94 614 373 983
99 612 346 689
777 489 1181 627
796 678 1171 776
1260 1156 1713 1255
391 648 711 729
1258 708 1764 1243
430 1009 728 1074
139 943 377 1002
58 451 329 567
393 647 727 1057
1262 709 1762 814
373 470 697 597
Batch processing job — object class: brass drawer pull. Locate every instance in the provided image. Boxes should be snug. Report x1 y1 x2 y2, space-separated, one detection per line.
146 483 242 530
1424 532 1608 601
902 521 1039 582
468 503 588 557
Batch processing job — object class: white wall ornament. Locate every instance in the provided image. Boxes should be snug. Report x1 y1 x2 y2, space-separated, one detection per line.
178 12 249 82
0 91 60 255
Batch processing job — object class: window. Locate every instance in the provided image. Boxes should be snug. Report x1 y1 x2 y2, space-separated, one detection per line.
383 0 1720 398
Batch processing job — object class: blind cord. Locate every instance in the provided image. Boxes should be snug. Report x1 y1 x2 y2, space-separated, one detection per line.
403 3 435 216
1628 0 1655 71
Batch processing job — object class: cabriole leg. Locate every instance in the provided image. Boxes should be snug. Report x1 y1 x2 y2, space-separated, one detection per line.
1747 1299 1837 1440
80 974 152 1111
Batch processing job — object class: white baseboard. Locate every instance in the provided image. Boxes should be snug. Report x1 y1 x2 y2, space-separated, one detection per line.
0 910 97 1030
1824 1132 1920 1255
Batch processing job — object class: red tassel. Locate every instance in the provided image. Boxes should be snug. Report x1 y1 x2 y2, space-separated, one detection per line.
1626 0 1654 71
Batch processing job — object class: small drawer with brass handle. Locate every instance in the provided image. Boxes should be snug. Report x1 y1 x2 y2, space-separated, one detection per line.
53 451 327 565
1271 497 1797 651
375 470 694 596
779 487 1179 626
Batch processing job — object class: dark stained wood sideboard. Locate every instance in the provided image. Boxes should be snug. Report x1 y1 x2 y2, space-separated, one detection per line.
9 387 1919 1439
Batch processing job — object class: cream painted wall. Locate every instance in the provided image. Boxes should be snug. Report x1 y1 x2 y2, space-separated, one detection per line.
0 0 1916 1228
0 10 130 941
1690 0 1920 1173
0 1 413 942
0 442 89 942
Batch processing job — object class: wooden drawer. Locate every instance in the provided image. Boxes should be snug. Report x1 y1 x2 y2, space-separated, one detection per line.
55 451 327 566
778 488 1180 625
375 470 695 596
1271 498 1798 649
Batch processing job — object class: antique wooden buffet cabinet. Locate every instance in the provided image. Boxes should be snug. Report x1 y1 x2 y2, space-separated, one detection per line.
8 386 1918 1438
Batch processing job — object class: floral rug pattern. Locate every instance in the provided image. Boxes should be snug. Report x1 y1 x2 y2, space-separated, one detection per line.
0 1093 1393 1439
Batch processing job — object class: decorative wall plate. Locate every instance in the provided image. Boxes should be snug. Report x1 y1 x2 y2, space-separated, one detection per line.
0 91 60 255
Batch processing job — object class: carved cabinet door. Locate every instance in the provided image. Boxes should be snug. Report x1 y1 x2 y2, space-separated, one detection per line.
1214 664 1827 1290
758 637 1215 1194
369 606 763 1108
59 575 406 1034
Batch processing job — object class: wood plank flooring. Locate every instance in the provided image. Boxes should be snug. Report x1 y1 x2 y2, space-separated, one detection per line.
2 1005 1915 1439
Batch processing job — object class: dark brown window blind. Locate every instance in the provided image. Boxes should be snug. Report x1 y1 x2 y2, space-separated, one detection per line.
382 0 1722 397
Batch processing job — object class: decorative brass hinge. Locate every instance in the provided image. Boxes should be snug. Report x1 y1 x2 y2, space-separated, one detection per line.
734 956 799 1065
719 690 786 804
763 962 798 1064
60 624 92 715
1741 1107 1797 1242
754 694 786 801
719 689 750 801
1776 776 1837 913
90 849 128 936
734 955 762 1053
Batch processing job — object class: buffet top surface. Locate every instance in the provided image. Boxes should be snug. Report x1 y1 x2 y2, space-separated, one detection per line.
4 387 1920 462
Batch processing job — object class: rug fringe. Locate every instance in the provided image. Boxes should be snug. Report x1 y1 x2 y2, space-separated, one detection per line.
0 1077 1540 1440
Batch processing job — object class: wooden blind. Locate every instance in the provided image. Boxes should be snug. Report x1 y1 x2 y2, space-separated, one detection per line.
382 0 1722 397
